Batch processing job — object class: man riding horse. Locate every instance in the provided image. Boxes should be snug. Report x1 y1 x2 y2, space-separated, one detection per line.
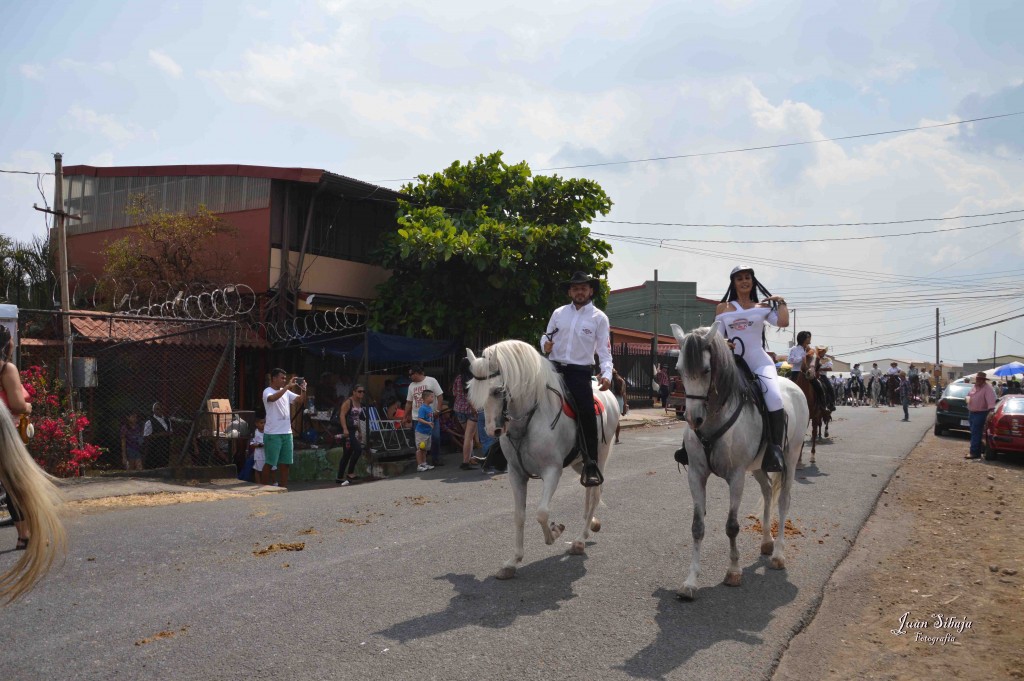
476 271 611 487
787 331 834 412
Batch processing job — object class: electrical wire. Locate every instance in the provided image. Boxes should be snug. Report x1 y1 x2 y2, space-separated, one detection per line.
594 208 1024 229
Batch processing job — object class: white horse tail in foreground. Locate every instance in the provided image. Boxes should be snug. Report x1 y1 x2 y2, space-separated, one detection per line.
671 322 809 601
467 340 619 579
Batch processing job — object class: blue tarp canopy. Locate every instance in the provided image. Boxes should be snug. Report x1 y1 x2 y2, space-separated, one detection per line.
301 331 460 363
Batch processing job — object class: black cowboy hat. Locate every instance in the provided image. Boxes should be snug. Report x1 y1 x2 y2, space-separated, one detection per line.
562 271 601 288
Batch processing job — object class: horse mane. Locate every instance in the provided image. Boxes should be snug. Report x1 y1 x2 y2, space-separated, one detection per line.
682 326 743 396
468 339 559 408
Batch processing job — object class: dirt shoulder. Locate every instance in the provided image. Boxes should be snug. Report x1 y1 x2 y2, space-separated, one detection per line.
774 429 1024 680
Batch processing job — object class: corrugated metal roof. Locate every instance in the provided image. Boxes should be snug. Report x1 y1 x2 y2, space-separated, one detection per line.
69 313 267 349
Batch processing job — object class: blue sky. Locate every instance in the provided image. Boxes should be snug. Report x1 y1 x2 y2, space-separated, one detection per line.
2 0 1023 368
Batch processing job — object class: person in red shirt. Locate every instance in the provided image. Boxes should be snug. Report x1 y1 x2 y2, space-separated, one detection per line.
966 371 997 459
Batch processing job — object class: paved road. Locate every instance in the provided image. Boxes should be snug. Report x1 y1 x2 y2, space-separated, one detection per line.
0 405 932 681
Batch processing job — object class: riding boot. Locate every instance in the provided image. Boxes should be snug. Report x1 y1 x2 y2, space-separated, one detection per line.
579 420 604 488
674 441 689 466
481 440 507 471
762 409 786 473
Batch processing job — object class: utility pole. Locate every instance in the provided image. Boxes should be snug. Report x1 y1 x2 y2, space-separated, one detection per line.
935 307 940 385
994 330 997 369
791 309 797 346
34 154 81 409
652 269 659 346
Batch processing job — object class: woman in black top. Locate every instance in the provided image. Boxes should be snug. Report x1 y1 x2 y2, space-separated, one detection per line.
335 384 368 486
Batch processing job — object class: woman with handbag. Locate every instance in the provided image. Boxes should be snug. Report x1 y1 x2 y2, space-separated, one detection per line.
1 325 34 551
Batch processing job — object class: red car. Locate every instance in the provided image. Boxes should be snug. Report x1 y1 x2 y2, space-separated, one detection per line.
983 395 1024 460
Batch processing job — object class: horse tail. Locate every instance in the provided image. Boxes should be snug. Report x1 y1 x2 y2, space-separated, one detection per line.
0 403 67 604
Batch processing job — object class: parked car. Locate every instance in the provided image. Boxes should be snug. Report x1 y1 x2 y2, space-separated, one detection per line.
982 395 1024 460
934 382 972 436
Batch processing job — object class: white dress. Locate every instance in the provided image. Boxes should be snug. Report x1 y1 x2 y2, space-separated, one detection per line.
715 302 784 411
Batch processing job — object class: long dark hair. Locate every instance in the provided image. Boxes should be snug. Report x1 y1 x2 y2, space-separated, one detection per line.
797 331 811 346
721 270 775 307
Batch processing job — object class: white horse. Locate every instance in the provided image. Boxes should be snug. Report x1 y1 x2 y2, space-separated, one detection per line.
671 322 809 601
466 341 619 579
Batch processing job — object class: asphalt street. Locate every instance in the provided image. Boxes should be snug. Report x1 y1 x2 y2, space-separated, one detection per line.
0 405 931 681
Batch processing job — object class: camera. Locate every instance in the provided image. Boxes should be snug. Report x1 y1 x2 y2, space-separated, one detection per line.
295 376 306 386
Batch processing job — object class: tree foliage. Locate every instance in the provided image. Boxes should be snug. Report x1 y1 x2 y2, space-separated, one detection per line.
369 152 614 341
101 195 238 292
0 235 54 308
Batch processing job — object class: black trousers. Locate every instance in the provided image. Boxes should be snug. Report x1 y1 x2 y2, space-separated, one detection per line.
337 432 363 478
557 364 598 464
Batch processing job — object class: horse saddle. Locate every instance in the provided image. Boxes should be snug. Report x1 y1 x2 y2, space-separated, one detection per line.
561 396 605 420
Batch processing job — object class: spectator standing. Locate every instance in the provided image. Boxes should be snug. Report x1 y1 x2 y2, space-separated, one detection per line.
250 416 266 484
262 369 305 488
966 372 997 459
120 412 144 471
656 365 670 408
452 358 478 470
898 371 911 422
335 384 367 486
414 390 436 472
402 365 445 467
143 402 174 468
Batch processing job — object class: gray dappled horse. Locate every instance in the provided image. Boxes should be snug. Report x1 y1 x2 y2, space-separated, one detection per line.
671 322 809 600
466 340 619 580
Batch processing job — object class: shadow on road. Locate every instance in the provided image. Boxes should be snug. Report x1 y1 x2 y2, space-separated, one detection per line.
794 462 828 485
616 562 798 680
375 553 587 643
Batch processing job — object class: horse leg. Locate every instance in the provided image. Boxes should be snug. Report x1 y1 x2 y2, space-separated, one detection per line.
678 469 709 601
753 470 774 556
569 484 599 555
823 415 830 439
535 467 564 546
723 474 745 587
809 416 817 465
497 472 529 580
770 465 794 570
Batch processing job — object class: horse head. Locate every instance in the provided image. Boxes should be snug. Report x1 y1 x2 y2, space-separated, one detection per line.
466 347 506 437
672 321 732 429
802 347 818 380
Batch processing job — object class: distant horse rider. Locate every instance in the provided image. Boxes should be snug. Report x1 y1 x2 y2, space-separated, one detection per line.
787 331 832 411
477 271 612 487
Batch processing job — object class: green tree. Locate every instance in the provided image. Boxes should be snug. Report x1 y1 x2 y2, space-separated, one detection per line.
370 151 614 341
101 194 238 293
0 235 54 308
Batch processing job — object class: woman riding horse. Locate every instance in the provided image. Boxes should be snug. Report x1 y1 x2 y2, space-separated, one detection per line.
711 265 789 472
787 331 832 412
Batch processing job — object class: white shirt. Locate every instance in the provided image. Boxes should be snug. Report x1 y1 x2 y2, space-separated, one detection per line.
851 367 862 379
870 367 882 379
406 377 444 418
541 302 613 381
263 387 299 435
787 345 807 370
887 366 900 375
142 415 170 438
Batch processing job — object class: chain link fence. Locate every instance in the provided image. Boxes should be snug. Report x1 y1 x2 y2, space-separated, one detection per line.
18 309 262 472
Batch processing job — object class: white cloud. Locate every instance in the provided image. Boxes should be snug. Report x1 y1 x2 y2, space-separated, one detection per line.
148 50 183 79
63 105 150 147
19 64 44 80
57 58 116 74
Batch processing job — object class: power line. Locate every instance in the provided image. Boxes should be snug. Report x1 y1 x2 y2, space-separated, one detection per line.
594 217 1023 244
0 169 54 176
368 111 1024 182
538 111 1024 171
594 208 1024 229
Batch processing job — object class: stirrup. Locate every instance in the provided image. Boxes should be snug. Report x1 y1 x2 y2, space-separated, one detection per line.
580 462 604 487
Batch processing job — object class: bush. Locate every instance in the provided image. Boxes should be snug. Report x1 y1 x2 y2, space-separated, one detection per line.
20 365 103 477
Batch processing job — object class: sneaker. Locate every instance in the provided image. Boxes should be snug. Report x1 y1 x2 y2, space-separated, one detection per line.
417 464 429 472
340 480 351 486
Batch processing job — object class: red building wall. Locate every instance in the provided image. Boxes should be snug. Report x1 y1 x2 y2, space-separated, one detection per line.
66 207 272 294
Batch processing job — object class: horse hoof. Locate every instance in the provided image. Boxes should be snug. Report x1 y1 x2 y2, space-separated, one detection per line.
496 567 517 580
549 522 564 540
590 519 601 532
677 587 696 601
567 541 586 556
723 572 742 587
770 557 786 570
760 540 774 556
